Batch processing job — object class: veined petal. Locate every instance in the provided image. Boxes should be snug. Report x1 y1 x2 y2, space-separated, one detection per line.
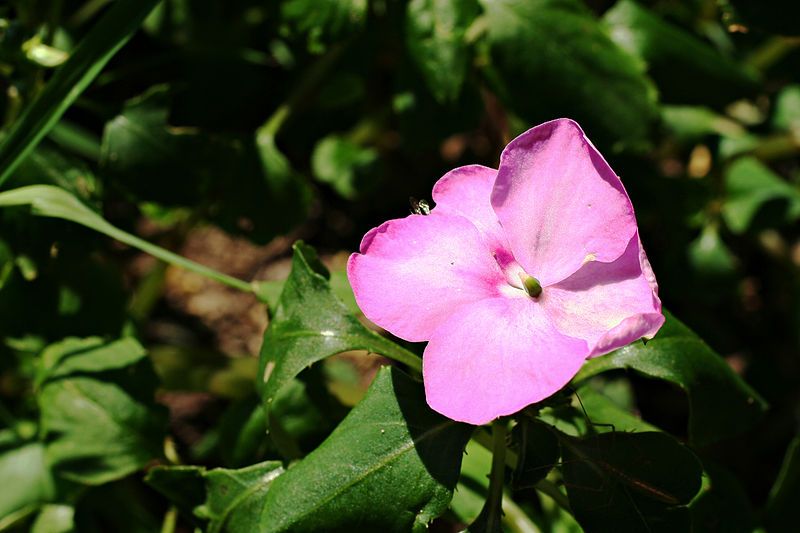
491 118 637 286
542 234 664 357
423 298 588 425
347 212 505 342
432 165 509 259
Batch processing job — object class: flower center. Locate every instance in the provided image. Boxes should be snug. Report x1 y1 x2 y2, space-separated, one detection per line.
494 254 543 299
519 273 543 298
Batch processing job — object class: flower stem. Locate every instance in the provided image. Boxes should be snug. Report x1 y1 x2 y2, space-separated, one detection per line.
486 420 508 530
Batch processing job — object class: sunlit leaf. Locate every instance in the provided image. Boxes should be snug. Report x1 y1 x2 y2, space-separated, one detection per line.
258 242 421 412
260 367 471 531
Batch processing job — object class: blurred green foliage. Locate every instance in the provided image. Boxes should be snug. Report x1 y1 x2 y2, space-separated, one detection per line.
0 0 799 531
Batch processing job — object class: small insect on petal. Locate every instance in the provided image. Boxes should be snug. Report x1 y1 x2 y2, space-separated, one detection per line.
409 197 431 215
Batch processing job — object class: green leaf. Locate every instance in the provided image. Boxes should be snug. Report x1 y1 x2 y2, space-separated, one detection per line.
282 0 367 49
0 0 160 187
258 242 421 411
690 462 756 533
406 0 479 102
259 367 473 532
603 0 758 106
661 106 746 142
687 224 737 277
31 504 75 533
766 436 800 532
37 338 165 485
0 444 55 526
773 85 800 132
201 462 285 533
146 461 285 533
561 431 703 533
99 87 220 205
0 185 255 295
479 0 658 147
11 143 100 199
311 134 378 199
722 156 800 233
575 311 767 447
575 383 659 434
36 337 146 387
0 239 13 291
144 466 207 521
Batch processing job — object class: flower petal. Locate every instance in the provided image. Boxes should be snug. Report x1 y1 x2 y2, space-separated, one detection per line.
491 118 637 286
432 165 508 257
541 234 664 357
423 297 588 425
347 212 505 342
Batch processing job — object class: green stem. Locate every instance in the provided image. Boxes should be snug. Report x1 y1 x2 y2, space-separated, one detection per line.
746 36 800 73
99 221 254 293
486 420 508 530
473 430 572 514
160 506 177 533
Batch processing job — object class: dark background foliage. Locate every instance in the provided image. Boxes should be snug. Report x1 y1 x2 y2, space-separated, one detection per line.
0 0 799 531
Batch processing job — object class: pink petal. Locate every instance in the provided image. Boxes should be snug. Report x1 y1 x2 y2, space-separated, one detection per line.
347 212 506 342
423 297 589 425
432 165 509 259
491 118 637 286
541 234 664 357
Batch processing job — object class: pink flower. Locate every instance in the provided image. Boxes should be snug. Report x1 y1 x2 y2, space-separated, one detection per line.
347 119 664 425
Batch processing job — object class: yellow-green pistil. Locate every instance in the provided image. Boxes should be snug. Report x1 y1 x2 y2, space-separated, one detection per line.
520 273 543 298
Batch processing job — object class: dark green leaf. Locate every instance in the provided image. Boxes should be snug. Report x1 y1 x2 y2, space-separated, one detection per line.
575 311 767 447
691 462 756 533
258 242 421 411
406 0 479 102
99 87 220 205
259 367 473 532
0 0 160 187
722 156 800 233
604 0 759 106
511 418 559 488
0 444 55 525
37 338 165 485
561 431 703 533
11 143 100 200
144 466 207 520
766 436 800 532
282 0 367 49
480 0 658 147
